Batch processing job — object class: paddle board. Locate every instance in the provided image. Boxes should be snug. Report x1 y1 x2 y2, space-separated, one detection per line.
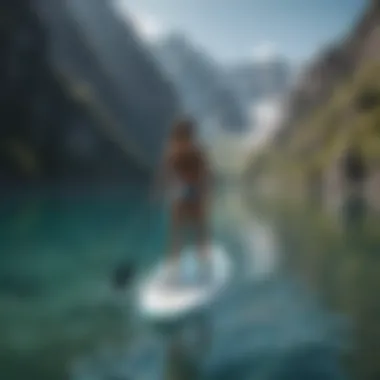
137 244 232 320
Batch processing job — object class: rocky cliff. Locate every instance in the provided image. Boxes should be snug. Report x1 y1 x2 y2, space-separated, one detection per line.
275 0 380 146
246 0 380 202
61 0 179 161
0 0 179 185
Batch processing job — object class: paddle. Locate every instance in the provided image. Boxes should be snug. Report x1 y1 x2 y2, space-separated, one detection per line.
111 189 162 291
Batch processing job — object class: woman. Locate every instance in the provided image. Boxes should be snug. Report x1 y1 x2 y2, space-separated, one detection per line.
152 117 212 278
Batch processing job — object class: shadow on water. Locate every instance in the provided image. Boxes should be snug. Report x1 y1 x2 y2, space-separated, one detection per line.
1 185 372 379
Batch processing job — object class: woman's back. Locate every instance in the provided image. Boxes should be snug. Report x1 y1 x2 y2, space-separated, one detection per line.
168 143 205 184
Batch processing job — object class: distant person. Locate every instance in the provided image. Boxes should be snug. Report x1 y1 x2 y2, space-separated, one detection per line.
341 144 367 230
152 117 212 281
343 144 366 188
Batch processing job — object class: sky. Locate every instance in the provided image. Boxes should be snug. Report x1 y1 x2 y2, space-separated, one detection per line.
114 0 367 64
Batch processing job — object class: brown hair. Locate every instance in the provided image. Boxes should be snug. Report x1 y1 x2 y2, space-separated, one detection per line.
170 117 195 140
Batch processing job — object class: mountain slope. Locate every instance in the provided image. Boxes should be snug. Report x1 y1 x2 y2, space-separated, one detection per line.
0 0 179 184
37 0 179 165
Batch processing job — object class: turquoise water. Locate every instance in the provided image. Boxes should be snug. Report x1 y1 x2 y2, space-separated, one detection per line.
0 186 361 379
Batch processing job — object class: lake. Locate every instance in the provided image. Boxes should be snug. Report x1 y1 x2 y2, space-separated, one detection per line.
0 184 378 379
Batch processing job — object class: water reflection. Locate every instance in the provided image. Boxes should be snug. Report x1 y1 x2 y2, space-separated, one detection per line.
241 218 279 280
262 196 380 380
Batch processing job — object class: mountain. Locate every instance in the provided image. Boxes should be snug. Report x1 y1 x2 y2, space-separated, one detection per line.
0 0 179 185
152 33 249 134
152 33 293 137
245 0 380 203
225 57 292 107
39 0 179 164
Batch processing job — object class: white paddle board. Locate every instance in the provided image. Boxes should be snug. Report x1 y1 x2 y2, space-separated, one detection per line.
137 244 232 320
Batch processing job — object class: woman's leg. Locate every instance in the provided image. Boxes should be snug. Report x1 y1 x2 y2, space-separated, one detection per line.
169 201 185 261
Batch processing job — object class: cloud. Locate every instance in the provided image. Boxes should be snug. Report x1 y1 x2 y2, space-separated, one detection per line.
251 42 278 62
113 0 166 41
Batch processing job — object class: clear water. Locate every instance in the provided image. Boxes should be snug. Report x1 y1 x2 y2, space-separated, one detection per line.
1 185 376 380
